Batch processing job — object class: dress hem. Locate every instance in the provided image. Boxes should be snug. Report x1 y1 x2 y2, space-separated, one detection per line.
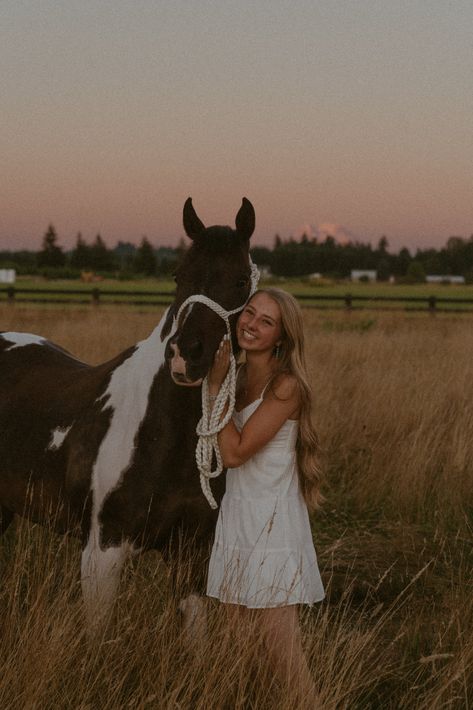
206 591 326 609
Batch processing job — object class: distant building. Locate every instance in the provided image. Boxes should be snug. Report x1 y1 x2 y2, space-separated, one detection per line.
351 269 377 282
309 272 322 280
0 269 15 284
426 275 465 284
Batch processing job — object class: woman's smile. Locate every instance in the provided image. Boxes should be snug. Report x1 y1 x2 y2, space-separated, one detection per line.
237 292 283 352
240 328 257 342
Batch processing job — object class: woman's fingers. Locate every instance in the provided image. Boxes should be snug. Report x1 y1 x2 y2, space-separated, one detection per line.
209 336 231 389
215 335 230 360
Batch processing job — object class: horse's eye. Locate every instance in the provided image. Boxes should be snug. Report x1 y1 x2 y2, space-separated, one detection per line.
237 277 249 288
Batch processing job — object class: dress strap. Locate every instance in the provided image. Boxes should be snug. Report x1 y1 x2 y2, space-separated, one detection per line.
236 363 244 386
260 376 273 400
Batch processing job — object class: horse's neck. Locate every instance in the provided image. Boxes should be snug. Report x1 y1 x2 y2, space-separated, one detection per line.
100 309 171 414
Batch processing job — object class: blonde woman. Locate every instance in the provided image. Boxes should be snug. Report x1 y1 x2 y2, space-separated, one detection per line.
206 288 325 703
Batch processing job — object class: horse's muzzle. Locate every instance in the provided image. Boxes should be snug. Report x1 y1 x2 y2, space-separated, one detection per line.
168 341 203 387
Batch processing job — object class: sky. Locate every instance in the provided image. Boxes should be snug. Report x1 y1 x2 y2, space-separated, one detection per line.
2 1 473 252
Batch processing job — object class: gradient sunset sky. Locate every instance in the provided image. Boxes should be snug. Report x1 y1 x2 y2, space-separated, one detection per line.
2 1 473 251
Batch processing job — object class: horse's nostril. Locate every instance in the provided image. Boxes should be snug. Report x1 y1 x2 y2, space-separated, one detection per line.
187 340 203 362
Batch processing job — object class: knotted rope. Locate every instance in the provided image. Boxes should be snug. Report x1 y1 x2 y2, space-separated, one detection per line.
175 259 260 508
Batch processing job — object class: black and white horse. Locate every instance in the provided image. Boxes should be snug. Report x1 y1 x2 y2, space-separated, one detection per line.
0 197 255 632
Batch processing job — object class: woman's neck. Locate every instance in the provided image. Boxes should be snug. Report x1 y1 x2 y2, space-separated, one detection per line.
244 350 277 388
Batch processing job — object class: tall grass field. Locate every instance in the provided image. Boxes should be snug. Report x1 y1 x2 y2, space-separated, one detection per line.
0 305 472 708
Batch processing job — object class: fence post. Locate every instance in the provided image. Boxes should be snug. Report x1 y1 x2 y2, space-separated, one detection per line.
7 286 15 304
428 295 436 314
92 288 100 306
344 293 352 310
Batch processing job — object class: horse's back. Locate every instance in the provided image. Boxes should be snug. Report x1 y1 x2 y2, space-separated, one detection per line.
0 332 103 529
0 331 88 372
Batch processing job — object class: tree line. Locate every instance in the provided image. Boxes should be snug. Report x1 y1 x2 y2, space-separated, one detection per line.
1 224 473 281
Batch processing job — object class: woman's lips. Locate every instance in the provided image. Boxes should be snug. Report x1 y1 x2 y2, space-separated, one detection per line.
240 328 257 341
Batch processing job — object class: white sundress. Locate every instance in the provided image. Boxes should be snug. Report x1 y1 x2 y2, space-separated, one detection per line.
206 394 325 608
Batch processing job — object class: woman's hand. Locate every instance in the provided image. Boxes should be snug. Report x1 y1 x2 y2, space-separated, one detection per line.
208 335 231 393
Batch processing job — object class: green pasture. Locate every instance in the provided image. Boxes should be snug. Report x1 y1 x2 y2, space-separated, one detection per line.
1 276 473 311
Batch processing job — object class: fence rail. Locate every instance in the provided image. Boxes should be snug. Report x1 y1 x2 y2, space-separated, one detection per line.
1 286 473 312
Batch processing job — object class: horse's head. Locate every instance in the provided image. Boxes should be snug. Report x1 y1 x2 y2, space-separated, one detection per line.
165 197 256 386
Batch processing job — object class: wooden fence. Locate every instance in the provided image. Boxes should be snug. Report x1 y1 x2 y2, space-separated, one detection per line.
1 286 473 312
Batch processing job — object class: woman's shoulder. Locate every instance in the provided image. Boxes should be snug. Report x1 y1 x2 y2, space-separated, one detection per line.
266 371 300 403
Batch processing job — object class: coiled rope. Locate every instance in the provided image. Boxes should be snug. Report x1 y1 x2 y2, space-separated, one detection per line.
175 259 260 508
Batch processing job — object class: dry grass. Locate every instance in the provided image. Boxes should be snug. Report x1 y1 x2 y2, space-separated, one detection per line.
1 305 472 708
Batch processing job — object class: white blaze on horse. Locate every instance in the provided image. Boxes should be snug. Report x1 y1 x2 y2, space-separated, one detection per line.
0 197 256 634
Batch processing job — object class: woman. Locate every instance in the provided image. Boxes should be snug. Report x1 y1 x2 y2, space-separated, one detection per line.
206 287 325 702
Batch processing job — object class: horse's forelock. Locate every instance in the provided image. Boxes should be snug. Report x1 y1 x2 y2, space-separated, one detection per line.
189 225 245 255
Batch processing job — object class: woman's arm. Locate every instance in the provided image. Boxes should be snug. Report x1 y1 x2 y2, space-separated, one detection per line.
218 377 299 468
207 337 300 468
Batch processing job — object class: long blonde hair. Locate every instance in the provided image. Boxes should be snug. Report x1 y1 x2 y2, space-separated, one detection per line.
250 288 324 511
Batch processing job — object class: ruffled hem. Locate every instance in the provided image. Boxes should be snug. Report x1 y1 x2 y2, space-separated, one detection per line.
206 592 325 609
206 546 325 608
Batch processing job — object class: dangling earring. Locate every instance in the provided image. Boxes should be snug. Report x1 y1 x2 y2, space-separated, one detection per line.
275 344 281 359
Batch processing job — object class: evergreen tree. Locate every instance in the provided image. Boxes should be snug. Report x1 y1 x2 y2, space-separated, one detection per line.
70 232 91 269
37 224 66 267
134 237 157 275
250 246 272 267
90 234 114 271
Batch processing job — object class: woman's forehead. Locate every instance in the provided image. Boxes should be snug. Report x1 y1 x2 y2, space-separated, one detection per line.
247 292 281 320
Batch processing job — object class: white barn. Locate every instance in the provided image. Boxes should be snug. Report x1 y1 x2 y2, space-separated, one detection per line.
426 275 465 284
0 269 16 284
351 269 377 282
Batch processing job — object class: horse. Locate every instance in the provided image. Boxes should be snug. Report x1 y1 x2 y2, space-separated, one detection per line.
0 197 256 634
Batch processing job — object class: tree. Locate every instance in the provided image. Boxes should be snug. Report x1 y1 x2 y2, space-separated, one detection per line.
70 232 91 269
134 237 157 275
90 234 114 271
377 235 389 254
406 260 426 283
114 241 136 271
376 257 390 281
250 246 272 267
37 224 66 267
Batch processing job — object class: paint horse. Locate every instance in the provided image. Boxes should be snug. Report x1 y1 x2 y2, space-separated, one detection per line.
0 197 255 633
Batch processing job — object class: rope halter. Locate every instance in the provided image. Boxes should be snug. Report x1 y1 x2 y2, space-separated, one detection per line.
175 258 260 509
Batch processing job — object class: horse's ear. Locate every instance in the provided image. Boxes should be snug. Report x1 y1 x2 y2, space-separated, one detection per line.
183 198 205 240
235 197 255 240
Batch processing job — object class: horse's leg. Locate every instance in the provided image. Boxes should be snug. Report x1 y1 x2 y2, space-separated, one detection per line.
179 593 208 648
0 506 14 535
81 537 129 639
162 538 209 651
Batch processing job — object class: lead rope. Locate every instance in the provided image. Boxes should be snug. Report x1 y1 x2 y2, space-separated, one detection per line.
175 259 260 509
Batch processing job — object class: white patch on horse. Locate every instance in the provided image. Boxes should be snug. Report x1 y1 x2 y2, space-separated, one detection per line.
179 593 208 648
2 332 46 350
48 425 72 451
82 308 175 624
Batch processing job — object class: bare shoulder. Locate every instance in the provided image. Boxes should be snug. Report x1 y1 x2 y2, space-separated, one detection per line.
268 372 300 403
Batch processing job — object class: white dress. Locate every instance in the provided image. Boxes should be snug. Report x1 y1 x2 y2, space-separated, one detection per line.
206 395 325 608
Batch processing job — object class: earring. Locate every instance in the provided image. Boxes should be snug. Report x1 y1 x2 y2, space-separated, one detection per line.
275 344 281 359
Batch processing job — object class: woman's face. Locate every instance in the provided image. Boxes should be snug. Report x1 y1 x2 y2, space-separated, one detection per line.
237 292 282 354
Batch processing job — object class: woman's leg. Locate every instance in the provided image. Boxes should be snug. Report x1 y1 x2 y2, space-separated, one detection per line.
255 605 318 707
220 602 319 706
